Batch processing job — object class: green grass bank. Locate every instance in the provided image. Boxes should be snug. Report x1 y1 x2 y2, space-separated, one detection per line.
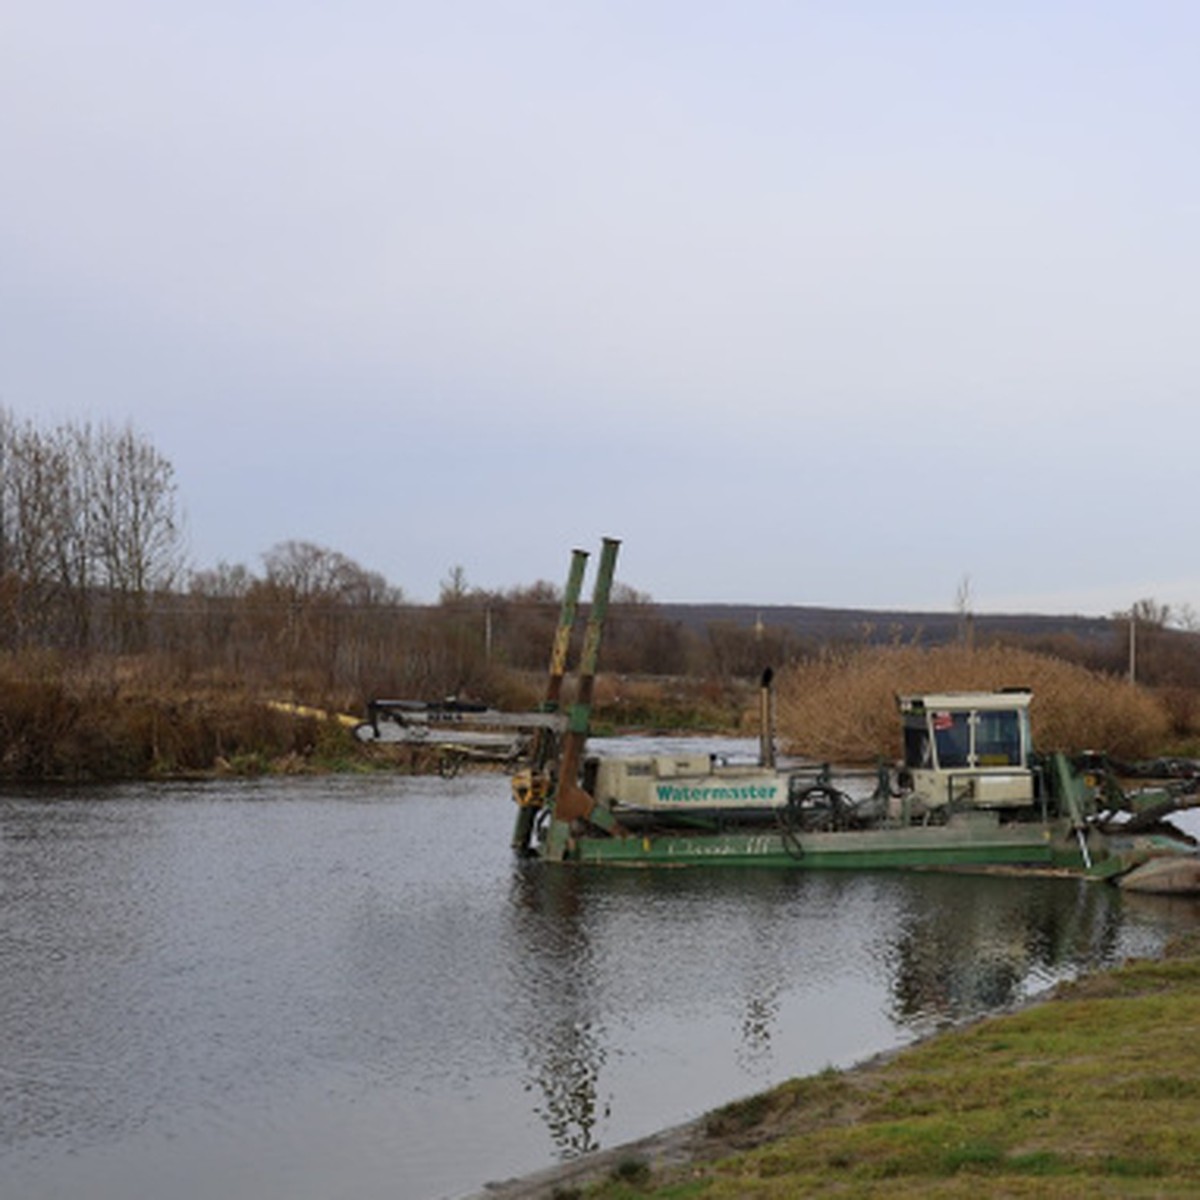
534 933 1200 1199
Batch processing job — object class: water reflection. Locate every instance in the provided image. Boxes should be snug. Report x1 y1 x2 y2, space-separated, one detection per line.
881 875 1124 1028
508 866 611 1155
736 967 781 1074
2 777 1196 1200
502 865 1179 1159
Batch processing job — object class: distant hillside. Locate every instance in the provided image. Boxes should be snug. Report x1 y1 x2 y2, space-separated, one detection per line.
653 603 1118 647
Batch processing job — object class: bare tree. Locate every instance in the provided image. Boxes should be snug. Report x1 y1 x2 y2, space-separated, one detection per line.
259 540 404 691
439 564 470 604
189 560 254 598
49 420 97 647
0 406 11 582
262 540 399 605
3 418 77 644
90 422 183 649
955 573 974 651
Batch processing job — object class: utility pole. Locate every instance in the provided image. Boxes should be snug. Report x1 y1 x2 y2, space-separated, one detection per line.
1128 609 1137 685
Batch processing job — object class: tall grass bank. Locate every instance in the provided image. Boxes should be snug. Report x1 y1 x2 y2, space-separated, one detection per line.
775 645 1174 763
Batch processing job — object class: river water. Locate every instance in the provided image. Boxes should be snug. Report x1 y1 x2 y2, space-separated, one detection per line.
3 737 1199 1200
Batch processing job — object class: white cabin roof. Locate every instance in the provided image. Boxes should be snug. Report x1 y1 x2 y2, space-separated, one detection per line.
898 690 1032 713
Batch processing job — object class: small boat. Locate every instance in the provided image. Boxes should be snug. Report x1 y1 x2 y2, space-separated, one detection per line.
509 540 1200 889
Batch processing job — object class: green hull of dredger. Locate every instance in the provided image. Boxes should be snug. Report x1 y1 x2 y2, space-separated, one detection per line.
509 542 1200 893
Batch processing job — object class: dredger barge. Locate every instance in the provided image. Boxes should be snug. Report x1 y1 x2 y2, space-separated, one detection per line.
505 539 1200 893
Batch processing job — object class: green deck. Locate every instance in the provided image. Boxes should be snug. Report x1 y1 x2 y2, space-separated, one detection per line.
564 817 1091 871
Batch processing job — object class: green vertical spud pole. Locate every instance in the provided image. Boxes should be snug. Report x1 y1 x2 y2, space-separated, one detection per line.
544 537 620 861
511 547 589 851
540 549 591 755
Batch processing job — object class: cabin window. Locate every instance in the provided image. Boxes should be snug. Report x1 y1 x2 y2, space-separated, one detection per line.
903 702 1030 770
975 709 1022 766
903 722 932 768
932 712 970 768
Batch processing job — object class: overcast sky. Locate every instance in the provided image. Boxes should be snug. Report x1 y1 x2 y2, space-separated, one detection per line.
3 3 1198 614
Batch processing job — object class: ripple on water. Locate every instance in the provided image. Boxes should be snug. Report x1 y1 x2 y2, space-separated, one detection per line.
0 765 1194 1200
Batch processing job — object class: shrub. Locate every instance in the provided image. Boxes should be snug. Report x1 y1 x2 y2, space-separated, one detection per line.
774 644 1171 762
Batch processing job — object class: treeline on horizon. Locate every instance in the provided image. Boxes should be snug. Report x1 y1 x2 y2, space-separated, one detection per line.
0 408 794 697
4 409 1200 776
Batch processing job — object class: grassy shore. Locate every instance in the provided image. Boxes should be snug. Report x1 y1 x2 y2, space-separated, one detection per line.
498 933 1200 1199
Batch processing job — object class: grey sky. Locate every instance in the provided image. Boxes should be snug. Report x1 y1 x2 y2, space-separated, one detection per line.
3 3 1198 612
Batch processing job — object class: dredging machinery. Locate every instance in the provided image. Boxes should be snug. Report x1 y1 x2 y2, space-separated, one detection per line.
508 539 1200 893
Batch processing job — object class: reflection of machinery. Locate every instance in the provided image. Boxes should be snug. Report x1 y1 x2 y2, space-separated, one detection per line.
507 867 610 1157
886 873 1122 1027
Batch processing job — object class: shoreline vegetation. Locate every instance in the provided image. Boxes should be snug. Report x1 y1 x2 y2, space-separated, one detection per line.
3 642 1199 783
477 932 1200 1199
0 659 757 783
5 409 1200 784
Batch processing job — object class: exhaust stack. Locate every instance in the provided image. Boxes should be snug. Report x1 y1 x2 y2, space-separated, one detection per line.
759 667 776 769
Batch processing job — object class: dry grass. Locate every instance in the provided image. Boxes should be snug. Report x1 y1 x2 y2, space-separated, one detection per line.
0 650 362 780
774 644 1172 763
590 674 750 732
0 642 1183 779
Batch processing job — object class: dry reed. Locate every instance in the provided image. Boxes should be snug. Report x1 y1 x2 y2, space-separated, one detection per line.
775 644 1171 763
0 650 355 780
